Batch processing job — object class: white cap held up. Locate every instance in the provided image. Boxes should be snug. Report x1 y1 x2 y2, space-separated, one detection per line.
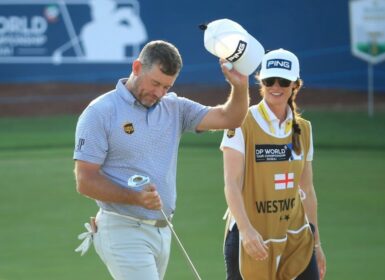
201 18 265 76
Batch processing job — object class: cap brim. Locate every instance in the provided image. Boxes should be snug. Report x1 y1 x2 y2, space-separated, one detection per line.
259 70 298 81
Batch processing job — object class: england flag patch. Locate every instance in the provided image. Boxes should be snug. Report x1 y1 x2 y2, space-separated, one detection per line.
274 173 294 190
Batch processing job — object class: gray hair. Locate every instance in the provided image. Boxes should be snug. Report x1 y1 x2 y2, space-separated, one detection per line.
138 40 183 76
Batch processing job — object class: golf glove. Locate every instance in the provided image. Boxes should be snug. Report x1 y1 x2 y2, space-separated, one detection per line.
75 222 94 256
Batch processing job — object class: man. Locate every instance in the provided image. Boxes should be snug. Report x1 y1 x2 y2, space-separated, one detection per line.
74 40 249 280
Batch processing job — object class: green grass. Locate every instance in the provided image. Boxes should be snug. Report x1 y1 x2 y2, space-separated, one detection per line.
0 111 384 279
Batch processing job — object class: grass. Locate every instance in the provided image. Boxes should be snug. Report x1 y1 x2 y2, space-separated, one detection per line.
0 111 384 279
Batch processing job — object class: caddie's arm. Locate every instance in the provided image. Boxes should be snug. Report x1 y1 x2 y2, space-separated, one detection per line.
300 161 327 279
196 59 249 131
223 147 268 260
74 160 162 210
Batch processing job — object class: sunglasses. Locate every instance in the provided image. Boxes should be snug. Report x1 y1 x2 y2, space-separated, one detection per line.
261 77 292 87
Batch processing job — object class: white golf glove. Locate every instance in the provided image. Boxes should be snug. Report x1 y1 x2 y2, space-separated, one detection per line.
75 222 94 256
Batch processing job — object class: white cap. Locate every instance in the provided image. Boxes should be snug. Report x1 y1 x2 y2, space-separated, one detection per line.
203 18 265 76
259 48 300 81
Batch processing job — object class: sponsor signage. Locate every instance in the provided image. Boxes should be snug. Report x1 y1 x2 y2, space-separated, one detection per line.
0 0 147 64
349 0 385 64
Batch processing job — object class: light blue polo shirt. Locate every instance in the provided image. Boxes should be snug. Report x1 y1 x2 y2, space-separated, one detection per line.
74 79 210 219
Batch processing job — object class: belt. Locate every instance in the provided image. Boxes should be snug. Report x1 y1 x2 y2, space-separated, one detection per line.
101 209 171 228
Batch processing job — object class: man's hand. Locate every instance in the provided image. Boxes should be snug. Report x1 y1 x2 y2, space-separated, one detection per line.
136 184 163 210
220 59 248 89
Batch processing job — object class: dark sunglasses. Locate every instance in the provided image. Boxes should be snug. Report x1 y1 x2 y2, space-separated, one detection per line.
262 77 292 87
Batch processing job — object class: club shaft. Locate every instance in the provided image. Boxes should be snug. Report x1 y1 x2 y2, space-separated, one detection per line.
160 209 202 280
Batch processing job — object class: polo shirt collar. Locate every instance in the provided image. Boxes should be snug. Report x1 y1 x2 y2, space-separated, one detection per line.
116 78 137 106
115 78 160 110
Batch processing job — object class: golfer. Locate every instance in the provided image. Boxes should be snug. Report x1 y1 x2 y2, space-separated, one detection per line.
73 40 249 280
221 49 326 280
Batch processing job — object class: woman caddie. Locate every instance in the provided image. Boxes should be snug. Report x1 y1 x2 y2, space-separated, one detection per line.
221 48 327 280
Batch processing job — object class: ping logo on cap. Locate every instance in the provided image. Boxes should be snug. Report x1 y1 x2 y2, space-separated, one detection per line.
226 40 247 62
266 59 292 70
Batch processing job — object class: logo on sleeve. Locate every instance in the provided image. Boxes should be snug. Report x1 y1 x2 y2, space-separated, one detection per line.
227 129 236 138
255 144 292 162
123 122 134 134
76 138 85 151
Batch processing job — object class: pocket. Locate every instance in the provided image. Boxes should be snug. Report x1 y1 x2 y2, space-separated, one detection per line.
92 225 105 261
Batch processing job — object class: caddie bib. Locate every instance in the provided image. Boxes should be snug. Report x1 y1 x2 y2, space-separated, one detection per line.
226 109 314 280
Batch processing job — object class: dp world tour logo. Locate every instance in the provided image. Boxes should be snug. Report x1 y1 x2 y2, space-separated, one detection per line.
266 59 292 70
226 40 247 62
0 0 147 64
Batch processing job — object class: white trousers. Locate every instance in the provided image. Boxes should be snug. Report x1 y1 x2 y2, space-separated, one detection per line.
94 209 172 280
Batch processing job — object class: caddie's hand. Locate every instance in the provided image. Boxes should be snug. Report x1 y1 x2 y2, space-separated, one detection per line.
316 245 326 279
240 226 269 261
138 184 163 210
219 58 248 88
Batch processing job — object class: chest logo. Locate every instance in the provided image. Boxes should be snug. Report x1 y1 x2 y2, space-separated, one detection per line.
123 122 134 134
255 144 292 162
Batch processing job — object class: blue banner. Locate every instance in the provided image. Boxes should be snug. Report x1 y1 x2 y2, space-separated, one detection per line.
0 0 384 91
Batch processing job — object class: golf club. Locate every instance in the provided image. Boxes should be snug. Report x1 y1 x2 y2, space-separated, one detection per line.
160 208 202 280
127 175 202 280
